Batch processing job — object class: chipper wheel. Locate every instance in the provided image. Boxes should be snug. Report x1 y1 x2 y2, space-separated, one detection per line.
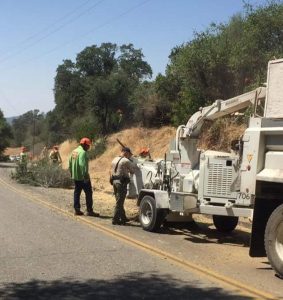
139 195 166 232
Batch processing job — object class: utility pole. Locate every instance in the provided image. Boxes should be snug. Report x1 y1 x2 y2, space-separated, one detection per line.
32 109 38 159
32 110 35 159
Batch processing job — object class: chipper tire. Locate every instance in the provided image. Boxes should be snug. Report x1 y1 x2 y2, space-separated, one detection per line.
212 215 239 233
264 204 283 277
139 195 166 232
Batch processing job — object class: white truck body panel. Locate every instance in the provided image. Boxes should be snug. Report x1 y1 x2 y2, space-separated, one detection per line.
198 204 253 217
264 58 283 118
256 151 283 183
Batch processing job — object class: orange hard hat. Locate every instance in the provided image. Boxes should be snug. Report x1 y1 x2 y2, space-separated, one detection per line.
80 137 91 146
140 147 150 154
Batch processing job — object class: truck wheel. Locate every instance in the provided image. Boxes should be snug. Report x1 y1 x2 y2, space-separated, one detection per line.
264 204 283 277
212 215 238 233
139 195 166 232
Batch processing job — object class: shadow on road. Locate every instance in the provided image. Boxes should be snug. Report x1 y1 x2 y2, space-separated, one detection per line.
0 272 253 299
161 221 250 247
256 260 273 271
0 162 16 169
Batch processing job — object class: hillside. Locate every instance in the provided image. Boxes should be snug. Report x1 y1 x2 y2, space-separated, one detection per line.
59 126 176 193
59 121 245 193
3 123 246 219
4 120 246 194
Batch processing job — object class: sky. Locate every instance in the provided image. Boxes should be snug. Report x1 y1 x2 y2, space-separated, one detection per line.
0 0 269 118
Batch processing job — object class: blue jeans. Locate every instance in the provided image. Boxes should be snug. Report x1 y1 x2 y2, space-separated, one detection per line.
74 180 93 212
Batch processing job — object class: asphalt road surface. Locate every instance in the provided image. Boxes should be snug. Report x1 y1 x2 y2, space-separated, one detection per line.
0 163 282 299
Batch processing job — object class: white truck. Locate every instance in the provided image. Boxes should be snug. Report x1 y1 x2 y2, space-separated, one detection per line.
133 59 283 277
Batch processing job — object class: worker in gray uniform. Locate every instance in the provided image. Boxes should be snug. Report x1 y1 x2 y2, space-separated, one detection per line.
110 147 136 225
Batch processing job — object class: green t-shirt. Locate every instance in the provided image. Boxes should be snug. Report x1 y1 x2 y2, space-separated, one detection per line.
20 152 28 164
69 145 89 181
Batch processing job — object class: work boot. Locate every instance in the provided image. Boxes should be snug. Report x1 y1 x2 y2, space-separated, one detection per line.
120 221 128 225
86 210 100 217
112 219 122 225
121 218 130 224
74 210 84 216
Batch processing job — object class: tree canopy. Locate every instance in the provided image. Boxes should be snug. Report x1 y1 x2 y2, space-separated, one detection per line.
8 1 283 147
0 109 12 157
156 1 283 125
54 42 152 136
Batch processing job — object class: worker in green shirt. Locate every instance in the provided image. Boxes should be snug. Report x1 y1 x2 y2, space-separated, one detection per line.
19 146 28 173
69 137 99 217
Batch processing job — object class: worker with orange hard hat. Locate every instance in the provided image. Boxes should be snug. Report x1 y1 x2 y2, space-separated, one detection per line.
139 147 149 156
139 147 152 160
19 146 28 173
49 145 62 164
69 137 99 217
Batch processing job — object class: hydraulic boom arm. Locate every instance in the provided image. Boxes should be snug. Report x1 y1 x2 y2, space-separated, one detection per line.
182 87 266 138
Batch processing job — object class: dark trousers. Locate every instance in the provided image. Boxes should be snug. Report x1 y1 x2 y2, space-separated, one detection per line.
74 180 93 212
19 162 27 174
113 182 127 222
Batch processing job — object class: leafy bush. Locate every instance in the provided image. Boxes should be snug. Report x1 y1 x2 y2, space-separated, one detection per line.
71 116 100 142
11 159 73 188
88 137 107 160
0 154 10 162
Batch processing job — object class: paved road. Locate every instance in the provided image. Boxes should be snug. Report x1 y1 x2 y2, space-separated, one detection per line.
112 213 283 298
0 164 254 300
0 163 282 299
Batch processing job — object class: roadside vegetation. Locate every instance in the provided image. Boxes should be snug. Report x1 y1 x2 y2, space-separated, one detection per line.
11 159 73 188
0 110 12 161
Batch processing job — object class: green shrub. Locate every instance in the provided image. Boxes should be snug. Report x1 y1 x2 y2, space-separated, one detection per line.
88 137 107 160
0 154 10 162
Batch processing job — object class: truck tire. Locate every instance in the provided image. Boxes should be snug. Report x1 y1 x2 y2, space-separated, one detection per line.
212 215 238 233
264 204 283 277
139 195 166 232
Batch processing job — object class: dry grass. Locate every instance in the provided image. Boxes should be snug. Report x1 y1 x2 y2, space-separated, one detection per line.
4 147 22 156
7 122 244 192
198 120 247 152
89 127 175 192
6 123 245 217
59 140 78 169
57 127 175 192
51 123 245 192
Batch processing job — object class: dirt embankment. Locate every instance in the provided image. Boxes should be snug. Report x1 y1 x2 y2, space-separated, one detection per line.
5 147 22 156
32 127 174 217
59 127 176 192
6 123 244 194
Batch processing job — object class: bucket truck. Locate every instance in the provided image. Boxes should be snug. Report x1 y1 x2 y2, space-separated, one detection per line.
133 58 283 277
